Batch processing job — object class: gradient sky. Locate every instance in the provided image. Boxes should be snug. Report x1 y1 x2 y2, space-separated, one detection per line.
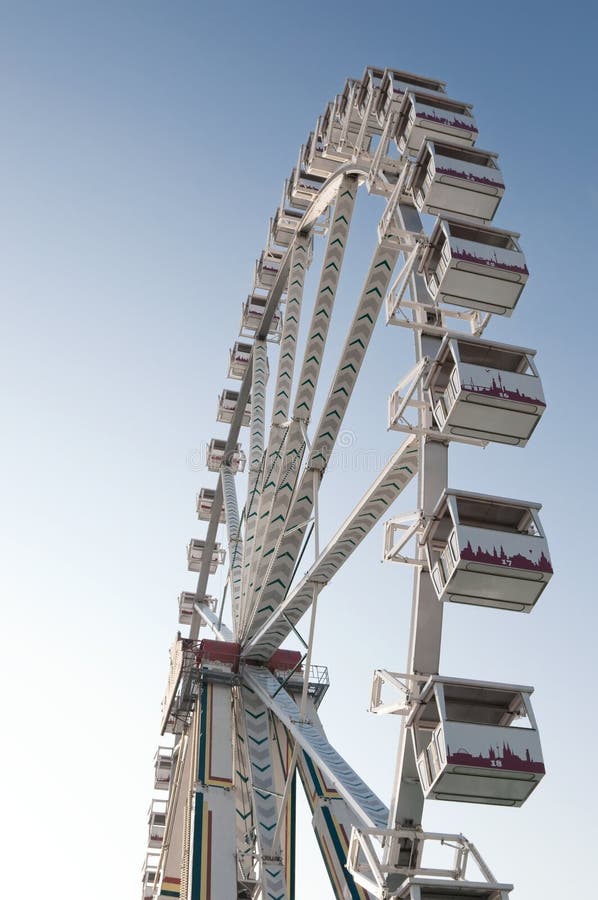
1 2 597 898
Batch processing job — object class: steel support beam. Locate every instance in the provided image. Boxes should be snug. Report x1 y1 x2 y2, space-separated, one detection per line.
295 695 376 900
187 681 238 899
384 203 448 867
242 176 358 637
241 687 289 900
244 436 419 659
243 666 388 832
221 466 243 638
243 231 401 648
241 235 311 632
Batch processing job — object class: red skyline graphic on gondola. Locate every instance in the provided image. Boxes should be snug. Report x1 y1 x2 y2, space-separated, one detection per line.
460 541 553 574
417 108 479 133
461 371 546 407
450 244 529 275
447 741 545 774
435 164 505 189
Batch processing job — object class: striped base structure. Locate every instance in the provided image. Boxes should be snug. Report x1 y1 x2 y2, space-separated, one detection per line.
299 752 374 900
242 685 289 900
187 682 237 899
159 875 182 898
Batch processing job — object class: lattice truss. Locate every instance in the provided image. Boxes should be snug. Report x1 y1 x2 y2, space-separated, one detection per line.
141 67 552 900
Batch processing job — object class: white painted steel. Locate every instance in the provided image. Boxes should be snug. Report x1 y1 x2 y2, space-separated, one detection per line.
141 66 549 900
410 140 504 223
221 467 243 636
347 827 505 899
420 219 528 317
243 436 419 659
394 92 478 155
425 334 545 446
407 677 545 807
423 489 553 612
241 687 289 900
244 666 389 832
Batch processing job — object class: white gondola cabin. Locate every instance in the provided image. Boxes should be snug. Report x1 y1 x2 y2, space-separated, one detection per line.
356 66 385 117
154 746 173 791
178 591 216 625
352 67 385 153
178 590 195 624
142 853 159 899
425 335 546 446
228 341 252 380
147 799 167 847
216 389 251 427
271 205 302 248
396 878 512 900
240 294 282 340
420 218 528 316
319 101 337 151
407 676 545 807
205 438 246 473
376 68 446 122
187 539 225 574
335 79 362 148
254 249 283 290
320 100 354 161
424 490 553 612
394 91 478 155
410 140 504 223
196 487 225 522
304 129 339 177
289 165 326 209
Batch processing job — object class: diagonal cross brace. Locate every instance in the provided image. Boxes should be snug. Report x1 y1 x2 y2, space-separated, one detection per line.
193 601 233 642
243 237 401 647
243 666 388 832
243 435 419 660
189 165 370 641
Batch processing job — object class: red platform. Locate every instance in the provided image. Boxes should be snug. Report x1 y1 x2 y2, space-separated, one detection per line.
268 649 303 672
197 639 241 670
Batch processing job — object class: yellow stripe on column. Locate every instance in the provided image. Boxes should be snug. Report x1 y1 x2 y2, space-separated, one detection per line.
200 800 211 900
159 886 181 898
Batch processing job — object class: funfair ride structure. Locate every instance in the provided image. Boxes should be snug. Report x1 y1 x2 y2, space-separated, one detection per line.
140 66 552 900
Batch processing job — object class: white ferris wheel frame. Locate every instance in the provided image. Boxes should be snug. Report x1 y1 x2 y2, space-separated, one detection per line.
141 66 550 900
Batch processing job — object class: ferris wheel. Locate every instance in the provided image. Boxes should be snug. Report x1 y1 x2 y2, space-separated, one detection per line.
141 66 552 900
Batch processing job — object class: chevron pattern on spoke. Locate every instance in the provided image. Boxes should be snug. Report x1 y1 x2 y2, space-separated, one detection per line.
221 467 243 636
308 242 399 470
297 738 376 900
244 667 388 831
241 177 358 641
242 687 288 900
240 423 289 636
272 239 310 425
245 436 419 659
248 339 269 497
240 338 270 633
240 235 310 631
234 704 257 883
293 176 357 418
243 238 400 647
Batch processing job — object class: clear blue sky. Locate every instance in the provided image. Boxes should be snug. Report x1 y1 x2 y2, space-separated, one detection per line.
1 2 596 898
